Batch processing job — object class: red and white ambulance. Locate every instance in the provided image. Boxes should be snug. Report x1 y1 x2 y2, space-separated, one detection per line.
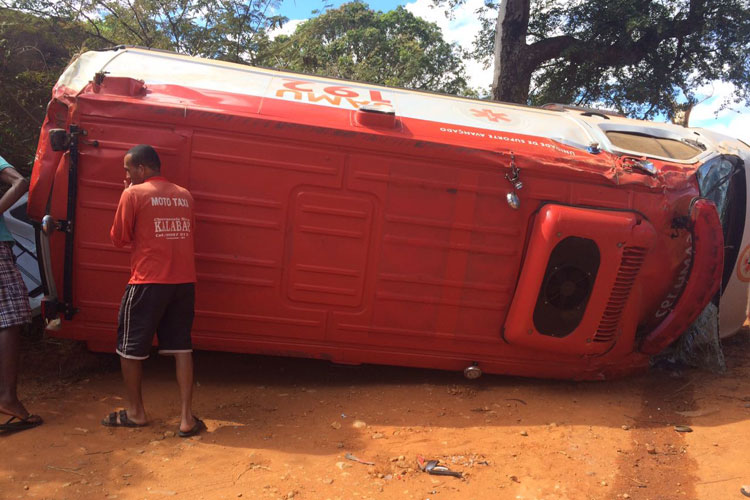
28 46 750 379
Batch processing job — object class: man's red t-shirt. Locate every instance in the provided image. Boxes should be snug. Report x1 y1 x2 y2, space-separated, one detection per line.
110 176 196 284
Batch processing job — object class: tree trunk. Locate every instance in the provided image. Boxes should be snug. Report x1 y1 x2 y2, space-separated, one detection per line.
670 102 694 127
491 0 533 104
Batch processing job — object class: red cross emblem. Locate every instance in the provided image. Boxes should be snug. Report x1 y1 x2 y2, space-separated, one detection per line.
470 108 511 123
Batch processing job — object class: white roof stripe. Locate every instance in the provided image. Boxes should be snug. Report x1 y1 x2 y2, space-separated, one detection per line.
57 48 749 164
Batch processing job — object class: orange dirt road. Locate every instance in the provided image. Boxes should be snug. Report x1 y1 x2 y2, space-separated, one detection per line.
2 331 750 500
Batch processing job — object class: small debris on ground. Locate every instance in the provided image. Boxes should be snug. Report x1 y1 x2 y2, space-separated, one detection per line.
344 452 375 466
416 456 463 478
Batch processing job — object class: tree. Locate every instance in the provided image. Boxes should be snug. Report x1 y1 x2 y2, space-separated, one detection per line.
0 8 91 174
2 0 287 65
264 1 475 96
435 0 750 119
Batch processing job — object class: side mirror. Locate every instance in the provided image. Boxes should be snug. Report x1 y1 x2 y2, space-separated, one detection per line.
49 129 70 151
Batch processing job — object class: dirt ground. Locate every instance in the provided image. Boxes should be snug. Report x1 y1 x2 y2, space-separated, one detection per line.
3 330 750 500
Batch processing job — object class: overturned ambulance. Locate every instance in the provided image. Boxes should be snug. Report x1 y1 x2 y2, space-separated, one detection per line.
29 46 750 379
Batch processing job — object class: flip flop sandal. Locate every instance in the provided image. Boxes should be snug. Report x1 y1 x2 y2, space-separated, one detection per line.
178 417 206 438
0 414 43 432
101 409 147 428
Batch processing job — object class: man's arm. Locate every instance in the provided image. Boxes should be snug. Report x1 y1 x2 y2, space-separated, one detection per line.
0 167 29 214
110 189 136 248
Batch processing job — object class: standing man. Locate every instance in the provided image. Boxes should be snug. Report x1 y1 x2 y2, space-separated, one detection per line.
103 144 205 437
0 154 42 433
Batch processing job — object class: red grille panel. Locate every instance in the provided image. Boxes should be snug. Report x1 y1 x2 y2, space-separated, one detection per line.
594 247 647 343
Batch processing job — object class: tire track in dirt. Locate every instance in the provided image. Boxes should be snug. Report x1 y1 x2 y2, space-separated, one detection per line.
612 372 699 499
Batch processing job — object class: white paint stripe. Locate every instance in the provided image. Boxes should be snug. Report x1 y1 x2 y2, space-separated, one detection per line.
116 349 149 360
122 286 133 352
122 286 136 357
158 349 193 354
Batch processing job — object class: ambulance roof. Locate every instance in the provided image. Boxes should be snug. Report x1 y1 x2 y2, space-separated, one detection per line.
58 47 745 165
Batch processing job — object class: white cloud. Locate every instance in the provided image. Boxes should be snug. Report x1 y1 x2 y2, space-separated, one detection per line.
694 112 750 145
690 81 750 144
268 18 304 39
690 81 739 122
405 0 493 91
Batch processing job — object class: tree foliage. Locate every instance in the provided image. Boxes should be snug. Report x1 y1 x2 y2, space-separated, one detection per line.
435 0 750 119
0 8 91 174
265 1 475 96
2 0 286 65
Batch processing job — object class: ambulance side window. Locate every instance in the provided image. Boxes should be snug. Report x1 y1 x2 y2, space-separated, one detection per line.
697 155 747 289
697 156 736 215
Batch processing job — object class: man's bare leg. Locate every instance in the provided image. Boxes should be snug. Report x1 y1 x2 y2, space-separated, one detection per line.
174 352 196 432
0 325 31 419
119 357 147 425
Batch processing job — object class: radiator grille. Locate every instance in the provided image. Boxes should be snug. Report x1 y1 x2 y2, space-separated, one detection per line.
594 246 647 343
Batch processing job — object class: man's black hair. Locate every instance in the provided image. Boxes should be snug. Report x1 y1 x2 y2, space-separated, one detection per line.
127 144 161 171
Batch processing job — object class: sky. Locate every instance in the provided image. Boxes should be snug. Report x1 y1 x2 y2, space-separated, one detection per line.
274 0 749 144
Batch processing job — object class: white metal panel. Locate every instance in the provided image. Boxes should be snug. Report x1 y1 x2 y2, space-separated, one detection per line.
56 48 596 153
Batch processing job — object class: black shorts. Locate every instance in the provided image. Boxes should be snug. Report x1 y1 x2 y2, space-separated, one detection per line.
116 283 195 360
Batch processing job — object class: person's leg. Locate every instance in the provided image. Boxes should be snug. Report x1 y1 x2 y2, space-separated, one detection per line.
0 242 35 422
173 352 196 432
157 283 199 433
119 357 147 425
0 325 28 419
105 284 161 426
